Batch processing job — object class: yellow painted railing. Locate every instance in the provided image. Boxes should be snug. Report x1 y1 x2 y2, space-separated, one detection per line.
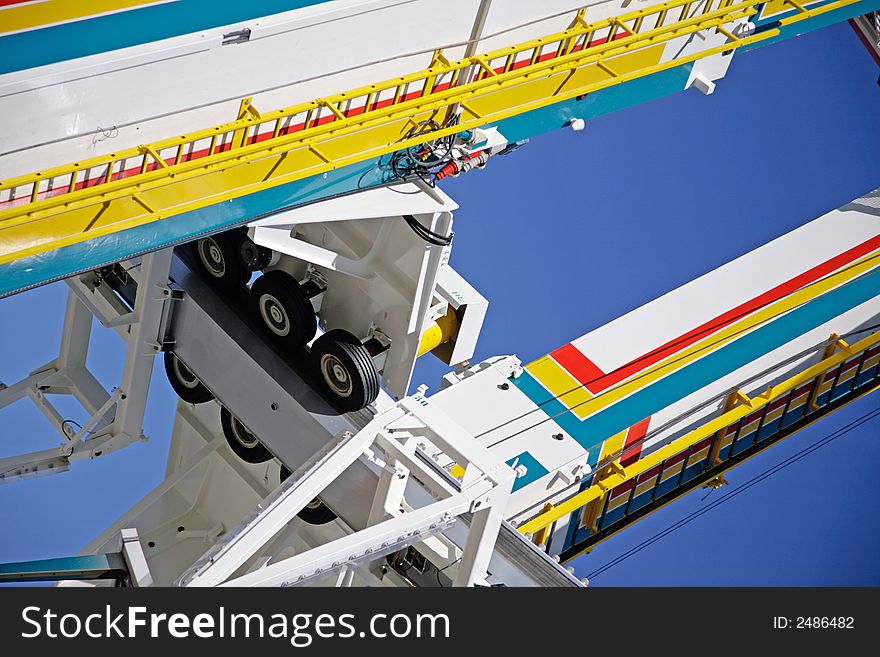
516 327 880 539
0 0 855 266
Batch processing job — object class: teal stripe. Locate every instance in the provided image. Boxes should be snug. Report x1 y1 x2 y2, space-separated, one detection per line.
0 14 860 296
506 451 549 492
515 267 880 453
511 372 602 467
0 0 331 75
495 64 693 143
746 0 880 52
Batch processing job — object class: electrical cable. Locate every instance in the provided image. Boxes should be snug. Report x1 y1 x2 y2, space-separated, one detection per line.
1 0 591 160
403 214 454 246
378 113 463 188
60 419 97 438
435 557 462 588
584 405 880 580
0 418 101 479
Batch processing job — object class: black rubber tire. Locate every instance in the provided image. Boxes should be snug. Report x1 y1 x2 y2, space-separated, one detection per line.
220 406 273 464
297 498 338 525
250 270 317 348
239 236 273 271
279 465 340 525
192 228 250 289
164 351 214 404
310 329 380 412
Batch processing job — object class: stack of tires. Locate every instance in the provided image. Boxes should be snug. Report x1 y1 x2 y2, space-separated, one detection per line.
192 227 380 412
162 228 385 525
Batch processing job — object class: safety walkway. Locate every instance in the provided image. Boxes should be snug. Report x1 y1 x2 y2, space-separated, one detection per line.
0 0 855 271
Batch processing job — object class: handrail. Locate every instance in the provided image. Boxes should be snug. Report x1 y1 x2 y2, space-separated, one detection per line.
516 327 880 537
0 0 854 266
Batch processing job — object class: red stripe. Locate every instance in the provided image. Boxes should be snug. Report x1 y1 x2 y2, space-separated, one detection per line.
552 343 604 384
552 235 880 393
586 31 630 49
620 417 650 466
2 29 629 209
692 436 713 452
638 464 663 482
0 0 35 7
841 357 863 374
401 89 424 102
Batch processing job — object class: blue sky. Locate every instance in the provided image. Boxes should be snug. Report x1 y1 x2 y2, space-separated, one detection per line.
1 20 879 585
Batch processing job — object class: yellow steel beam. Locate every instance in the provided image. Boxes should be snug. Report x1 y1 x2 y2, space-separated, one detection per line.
708 389 740 464
564 379 880 559
806 333 850 411
779 0 856 24
418 308 459 357
516 328 880 537
237 97 262 121
5 0 751 189
0 0 850 266
137 145 169 169
531 503 556 546
715 24 739 41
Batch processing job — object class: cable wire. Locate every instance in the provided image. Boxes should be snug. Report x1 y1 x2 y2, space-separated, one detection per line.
403 214 454 246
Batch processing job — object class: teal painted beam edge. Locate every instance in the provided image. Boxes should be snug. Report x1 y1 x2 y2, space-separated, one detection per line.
506 451 550 492
0 0 332 75
495 64 694 142
4 0 862 298
0 159 382 298
0 553 127 582
744 0 880 52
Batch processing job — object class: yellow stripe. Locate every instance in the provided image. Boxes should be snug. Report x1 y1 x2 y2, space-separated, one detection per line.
518 331 880 536
634 477 657 497
525 357 593 418
598 429 628 464
0 0 160 36
529 249 880 423
606 492 630 512
741 418 761 436
838 367 858 384
660 461 683 482
689 446 710 462
0 0 778 267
